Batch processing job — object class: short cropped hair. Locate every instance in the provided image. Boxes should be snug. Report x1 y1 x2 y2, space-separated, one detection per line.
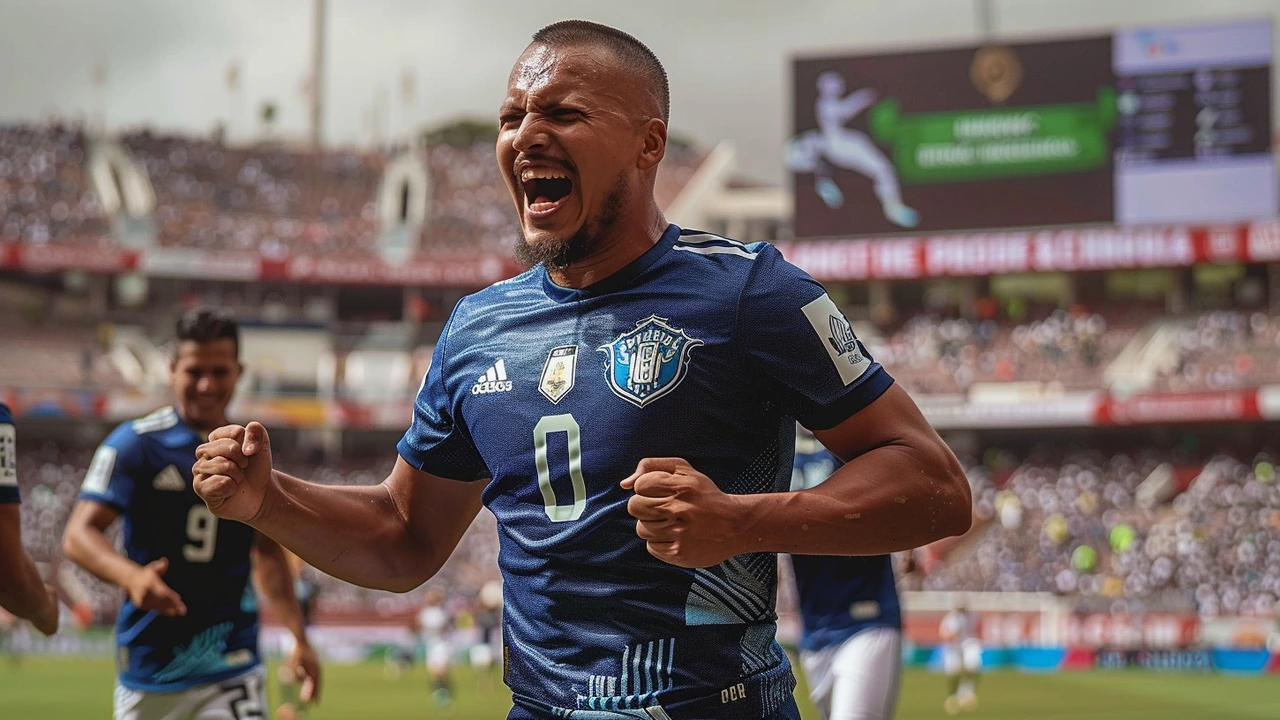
532 19 670 123
176 307 240 359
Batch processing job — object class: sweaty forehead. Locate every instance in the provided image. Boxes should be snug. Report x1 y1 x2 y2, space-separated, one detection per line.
505 43 630 105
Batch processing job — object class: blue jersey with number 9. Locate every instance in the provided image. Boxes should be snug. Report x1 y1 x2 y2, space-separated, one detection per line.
398 225 893 719
79 406 261 692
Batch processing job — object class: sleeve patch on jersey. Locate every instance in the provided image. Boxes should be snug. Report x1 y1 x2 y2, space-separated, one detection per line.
0 423 15 487
801 294 872 386
82 445 118 495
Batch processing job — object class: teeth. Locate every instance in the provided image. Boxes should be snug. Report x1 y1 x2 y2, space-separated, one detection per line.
520 169 570 182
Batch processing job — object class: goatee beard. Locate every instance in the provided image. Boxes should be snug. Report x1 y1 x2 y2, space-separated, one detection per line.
514 175 626 272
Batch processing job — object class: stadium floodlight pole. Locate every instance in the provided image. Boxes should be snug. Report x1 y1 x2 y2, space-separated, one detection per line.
311 0 327 148
974 0 997 40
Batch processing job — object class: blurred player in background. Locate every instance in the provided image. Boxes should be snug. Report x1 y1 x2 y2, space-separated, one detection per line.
61 308 321 720
790 426 902 720
192 20 971 719
415 588 454 707
472 579 503 696
0 401 60 638
939 596 982 715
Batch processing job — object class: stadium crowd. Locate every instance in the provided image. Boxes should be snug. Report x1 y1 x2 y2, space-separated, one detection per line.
1157 311 1280 392
0 123 111 245
0 121 704 260
872 309 1130 395
122 130 385 257
928 447 1280 618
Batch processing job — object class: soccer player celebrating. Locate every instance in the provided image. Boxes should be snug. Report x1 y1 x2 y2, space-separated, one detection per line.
62 309 320 720
0 402 60 636
192 20 971 719
790 427 903 720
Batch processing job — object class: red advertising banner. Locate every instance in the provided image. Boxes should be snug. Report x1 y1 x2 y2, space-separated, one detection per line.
775 219 1280 282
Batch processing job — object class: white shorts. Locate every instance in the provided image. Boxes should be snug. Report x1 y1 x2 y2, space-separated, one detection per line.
114 666 267 720
800 626 902 720
942 639 983 675
470 642 494 668
425 639 452 673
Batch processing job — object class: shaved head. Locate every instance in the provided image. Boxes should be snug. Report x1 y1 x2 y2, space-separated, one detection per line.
530 19 669 124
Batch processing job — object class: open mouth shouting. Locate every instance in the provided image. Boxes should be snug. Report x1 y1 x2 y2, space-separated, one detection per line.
520 165 576 221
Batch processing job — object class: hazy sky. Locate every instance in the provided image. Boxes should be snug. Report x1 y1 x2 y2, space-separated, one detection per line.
1 0 1278 182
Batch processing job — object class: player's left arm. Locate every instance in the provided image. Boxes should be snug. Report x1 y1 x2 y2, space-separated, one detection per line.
251 532 321 703
626 387 970 566
625 246 971 567
785 382 972 553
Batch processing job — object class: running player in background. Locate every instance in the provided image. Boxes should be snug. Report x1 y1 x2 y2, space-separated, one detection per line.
415 588 454 707
472 580 503 696
0 401 59 636
62 308 321 720
790 426 902 720
939 596 982 715
193 20 972 719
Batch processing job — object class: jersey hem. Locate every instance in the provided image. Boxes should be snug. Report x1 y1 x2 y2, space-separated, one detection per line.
800 620 903 653
115 659 262 693
801 367 895 431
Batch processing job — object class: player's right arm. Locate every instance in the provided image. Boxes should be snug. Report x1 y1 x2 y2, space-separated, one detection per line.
62 502 186 616
0 505 59 635
61 428 186 616
194 312 488 593
194 425 484 593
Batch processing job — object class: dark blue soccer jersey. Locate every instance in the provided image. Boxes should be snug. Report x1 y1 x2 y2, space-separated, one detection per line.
789 430 902 654
79 406 261 692
398 225 893 718
0 403 18 504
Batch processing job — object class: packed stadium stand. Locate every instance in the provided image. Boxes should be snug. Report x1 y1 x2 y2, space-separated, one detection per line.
121 130 385 256
0 123 111 244
0 121 705 260
925 447 1280 619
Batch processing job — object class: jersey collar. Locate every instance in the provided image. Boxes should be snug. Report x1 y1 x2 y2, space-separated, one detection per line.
539 224 681 303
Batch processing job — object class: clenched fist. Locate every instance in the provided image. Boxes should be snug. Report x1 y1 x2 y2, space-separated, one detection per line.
193 422 276 524
621 457 751 569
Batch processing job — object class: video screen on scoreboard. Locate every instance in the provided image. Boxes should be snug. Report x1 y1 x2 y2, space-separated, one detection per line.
789 19 1275 240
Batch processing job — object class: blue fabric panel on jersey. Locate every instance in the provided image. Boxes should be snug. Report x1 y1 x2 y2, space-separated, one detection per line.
790 446 902 653
398 225 889 715
78 407 262 692
0 403 18 504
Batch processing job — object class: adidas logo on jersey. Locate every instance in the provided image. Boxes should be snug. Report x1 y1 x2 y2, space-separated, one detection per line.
152 465 186 491
471 359 513 395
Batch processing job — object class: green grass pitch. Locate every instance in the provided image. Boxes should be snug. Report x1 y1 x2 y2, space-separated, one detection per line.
0 656 1277 718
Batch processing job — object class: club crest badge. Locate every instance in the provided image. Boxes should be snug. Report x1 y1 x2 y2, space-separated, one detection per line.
599 316 704 408
539 345 578 404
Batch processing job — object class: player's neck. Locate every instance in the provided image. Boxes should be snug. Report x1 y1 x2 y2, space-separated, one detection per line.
547 208 668 289
175 406 228 437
